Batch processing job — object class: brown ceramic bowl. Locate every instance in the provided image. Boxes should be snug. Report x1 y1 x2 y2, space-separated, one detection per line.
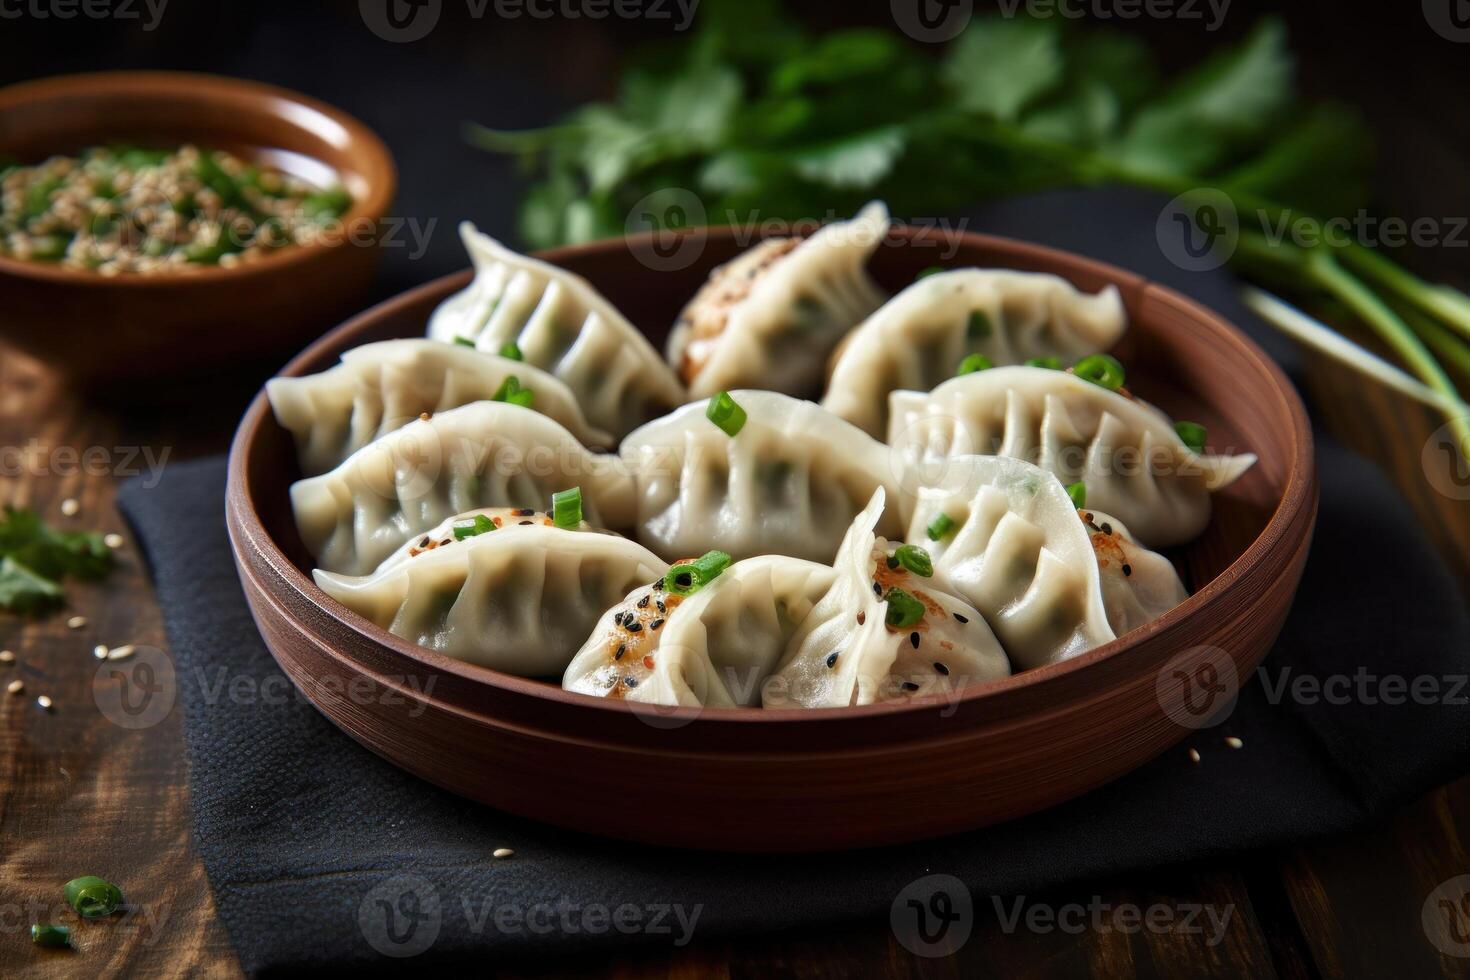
226 226 1316 852
0 71 396 388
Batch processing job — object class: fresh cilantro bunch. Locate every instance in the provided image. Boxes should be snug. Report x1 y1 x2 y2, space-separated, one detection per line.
0 507 113 614
468 0 1470 458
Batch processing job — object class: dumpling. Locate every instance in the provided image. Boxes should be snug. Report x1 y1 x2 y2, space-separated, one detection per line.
903 455 1115 670
291 401 633 575
668 202 888 399
888 365 1256 546
823 269 1127 437
620 389 904 563
763 488 1010 708
562 555 837 707
1080 507 1189 636
267 339 613 476
314 517 665 676
362 505 593 576
427 223 685 438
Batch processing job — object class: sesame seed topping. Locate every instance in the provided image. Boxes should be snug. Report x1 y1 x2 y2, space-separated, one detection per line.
624 676 638 688
953 613 968 624
66 616 87 630
93 645 108 659
106 645 137 662
626 622 642 633
901 682 920 692
36 695 53 711
60 498 79 517
614 644 626 660
1187 748 1201 764
856 611 866 625
933 662 949 675
493 847 515 859
1101 522 1113 535
104 533 124 549
519 520 533 526
650 618 664 630
637 595 650 608
872 582 882 597
909 632 920 649
1224 736 1243 749
1122 563 1132 577
7 679 23 695
515 508 534 516
0 650 13 664
825 652 838 668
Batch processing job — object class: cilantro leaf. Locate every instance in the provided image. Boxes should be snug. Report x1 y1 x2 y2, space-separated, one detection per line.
0 556 63 615
0 506 113 581
790 126 907 190
942 18 1064 121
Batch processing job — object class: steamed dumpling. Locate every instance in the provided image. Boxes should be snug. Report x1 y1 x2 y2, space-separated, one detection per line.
888 365 1256 547
823 269 1126 437
291 401 633 575
668 202 889 399
314 518 665 675
428 223 685 438
763 488 1011 708
620 389 903 563
1080 507 1189 636
267 339 613 476
904 455 1116 670
562 556 836 707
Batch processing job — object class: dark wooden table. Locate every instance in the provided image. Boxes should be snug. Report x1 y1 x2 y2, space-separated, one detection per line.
0 318 1467 979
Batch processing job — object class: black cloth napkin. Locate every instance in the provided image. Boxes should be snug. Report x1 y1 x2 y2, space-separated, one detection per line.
116 190 1470 975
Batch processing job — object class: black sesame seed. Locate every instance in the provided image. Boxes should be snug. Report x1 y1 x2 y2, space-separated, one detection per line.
901 682 920 692
825 652 839 668
515 508 535 516
656 600 666 613
1101 522 1113 535
614 644 626 660
650 618 664 631
653 578 665 591
519 520 533 526
624 676 638 688
1122 563 1132 577
953 613 969 624
886 555 899 569
909 632 920 649
856 611 866 625
933 662 950 676
637 595 650 608
873 582 883 597
626 622 643 633
419 536 430 547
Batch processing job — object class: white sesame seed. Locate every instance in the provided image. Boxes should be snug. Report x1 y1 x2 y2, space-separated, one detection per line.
0 650 13 664
60 498 79 517
7 680 23 695
1187 748 1201 764
93 644 109 660
104 533 125 549
67 616 87 630
106 645 137 662
492 848 515 860
36 695 52 711
1224 737 1244 750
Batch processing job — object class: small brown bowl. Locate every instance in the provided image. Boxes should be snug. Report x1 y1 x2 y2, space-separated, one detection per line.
226 227 1316 852
0 71 396 389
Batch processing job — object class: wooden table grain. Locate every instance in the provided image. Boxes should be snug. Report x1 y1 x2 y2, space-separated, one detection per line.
0 324 1466 978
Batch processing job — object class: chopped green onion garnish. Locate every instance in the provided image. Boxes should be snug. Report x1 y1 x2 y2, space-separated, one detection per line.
665 550 732 596
1072 354 1125 391
552 487 583 529
925 513 956 541
31 923 71 948
967 311 992 339
64 876 123 919
956 353 992 376
1065 481 1087 509
1025 356 1061 370
706 392 747 437
893 544 933 578
884 587 926 629
492 375 535 408
918 265 945 279
1174 421 1208 452
499 341 522 361
453 336 476 348
453 514 497 540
